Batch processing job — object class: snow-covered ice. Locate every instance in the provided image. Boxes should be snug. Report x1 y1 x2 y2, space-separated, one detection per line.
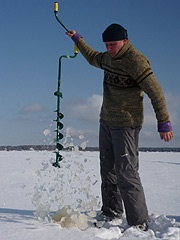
0 150 180 239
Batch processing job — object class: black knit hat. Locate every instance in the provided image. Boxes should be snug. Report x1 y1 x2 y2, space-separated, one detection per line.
102 23 128 42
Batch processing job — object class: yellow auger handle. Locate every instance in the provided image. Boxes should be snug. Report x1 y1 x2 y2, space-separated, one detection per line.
74 44 78 54
54 2 58 12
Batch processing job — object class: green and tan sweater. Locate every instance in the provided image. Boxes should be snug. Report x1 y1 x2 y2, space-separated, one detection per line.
76 38 170 127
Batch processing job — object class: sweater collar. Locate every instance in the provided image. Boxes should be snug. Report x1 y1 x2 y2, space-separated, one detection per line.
113 39 132 59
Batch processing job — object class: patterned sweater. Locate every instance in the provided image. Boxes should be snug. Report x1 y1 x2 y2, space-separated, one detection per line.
76 38 170 127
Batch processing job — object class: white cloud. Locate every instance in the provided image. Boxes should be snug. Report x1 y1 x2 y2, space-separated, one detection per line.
62 92 180 147
62 126 98 148
65 92 180 128
141 92 180 147
164 92 180 126
143 92 180 127
64 94 103 125
143 96 156 126
21 103 44 114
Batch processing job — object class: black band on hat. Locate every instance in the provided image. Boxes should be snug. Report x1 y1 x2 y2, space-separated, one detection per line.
102 23 128 42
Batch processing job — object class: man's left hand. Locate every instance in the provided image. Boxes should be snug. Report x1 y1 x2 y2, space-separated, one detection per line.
159 131 173 142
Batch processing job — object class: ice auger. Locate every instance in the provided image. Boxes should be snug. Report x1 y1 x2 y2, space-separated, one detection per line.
52 2 78 168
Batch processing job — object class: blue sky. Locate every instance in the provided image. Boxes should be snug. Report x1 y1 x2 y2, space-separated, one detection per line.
0 0 180 147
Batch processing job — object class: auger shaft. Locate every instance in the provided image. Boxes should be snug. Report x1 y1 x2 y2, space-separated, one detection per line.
53 48 78 168
52 2 78 168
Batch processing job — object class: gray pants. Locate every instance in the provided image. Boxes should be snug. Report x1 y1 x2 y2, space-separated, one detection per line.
99 123 148 225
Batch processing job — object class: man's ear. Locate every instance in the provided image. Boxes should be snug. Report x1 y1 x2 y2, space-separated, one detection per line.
123 39 128 44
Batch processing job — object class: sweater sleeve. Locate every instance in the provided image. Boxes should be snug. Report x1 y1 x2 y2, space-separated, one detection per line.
127 51 170 124
76 38 104 68
139 73 170 124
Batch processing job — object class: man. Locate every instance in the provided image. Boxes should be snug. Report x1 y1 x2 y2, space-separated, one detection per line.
66 24 173 230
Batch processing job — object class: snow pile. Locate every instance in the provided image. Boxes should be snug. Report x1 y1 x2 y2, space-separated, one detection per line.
149 214 180 239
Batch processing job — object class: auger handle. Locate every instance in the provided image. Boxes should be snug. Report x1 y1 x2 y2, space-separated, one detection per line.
54 2 58 12
74 44 78 54
54 2 69 32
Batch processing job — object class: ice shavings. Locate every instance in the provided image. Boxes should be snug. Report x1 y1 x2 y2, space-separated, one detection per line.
43 129 51 136
30 149 101 227
51 206 89 230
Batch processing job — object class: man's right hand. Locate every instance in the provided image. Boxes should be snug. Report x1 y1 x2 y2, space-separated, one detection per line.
66 30 76 38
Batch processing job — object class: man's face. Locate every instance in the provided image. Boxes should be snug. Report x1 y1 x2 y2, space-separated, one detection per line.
104 39 127 57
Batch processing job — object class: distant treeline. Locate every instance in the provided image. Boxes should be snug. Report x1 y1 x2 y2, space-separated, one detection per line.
0 145 180 152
